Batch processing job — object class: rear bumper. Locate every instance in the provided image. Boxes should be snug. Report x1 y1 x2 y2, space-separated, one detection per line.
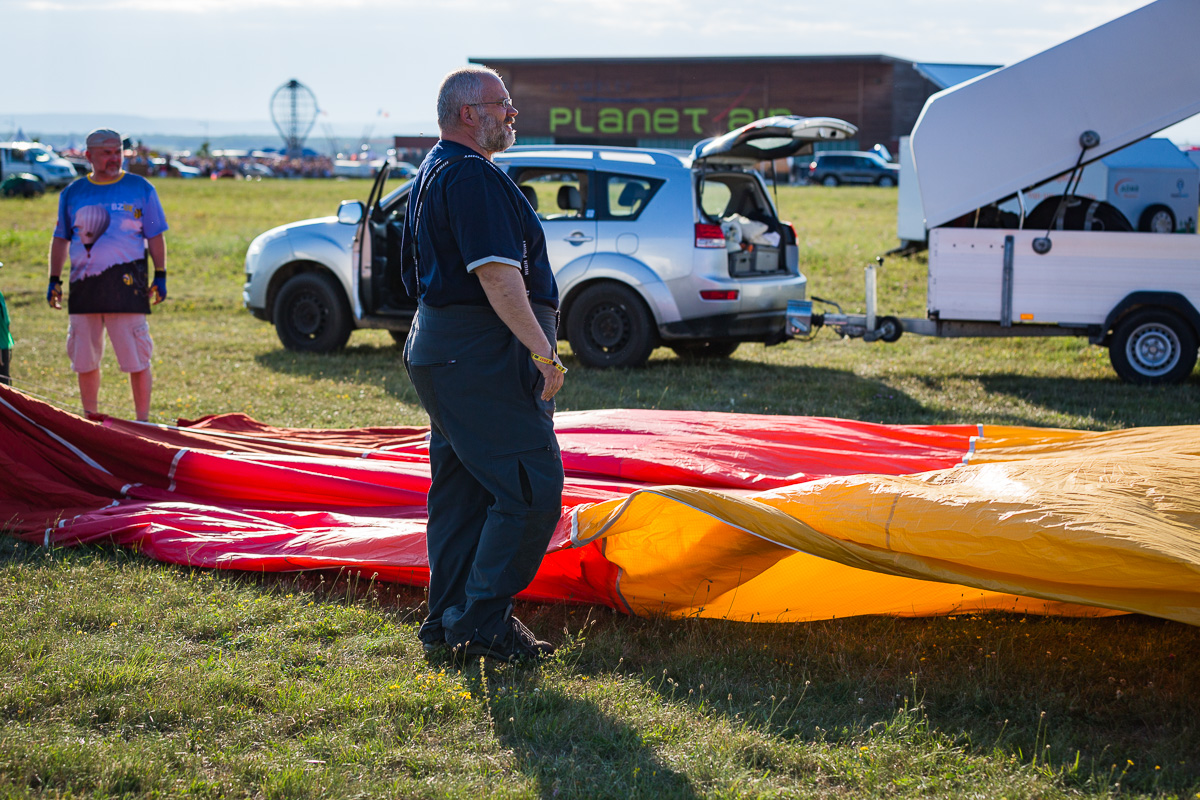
659 310 789 343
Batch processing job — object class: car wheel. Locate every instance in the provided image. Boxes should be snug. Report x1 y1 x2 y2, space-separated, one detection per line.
274 272 353 352
1138 204 1176 233
877 175 896 188
566 283 657 368
670 341 740 359
1108 308 1197 384
821 175 839 187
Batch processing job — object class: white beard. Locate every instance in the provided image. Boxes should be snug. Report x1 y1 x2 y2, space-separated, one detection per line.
477 112 516 153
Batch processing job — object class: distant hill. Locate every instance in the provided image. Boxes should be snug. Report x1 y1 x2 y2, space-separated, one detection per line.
2 113 437 156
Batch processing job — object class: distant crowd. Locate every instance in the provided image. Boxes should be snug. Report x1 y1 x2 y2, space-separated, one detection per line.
57 144 338 180
175 153 336 179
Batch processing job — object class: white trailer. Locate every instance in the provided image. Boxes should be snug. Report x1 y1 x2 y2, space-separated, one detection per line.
799 0 1200 384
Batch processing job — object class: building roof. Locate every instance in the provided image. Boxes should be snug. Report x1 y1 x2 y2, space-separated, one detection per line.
911 63 1001 90
473 54 914 66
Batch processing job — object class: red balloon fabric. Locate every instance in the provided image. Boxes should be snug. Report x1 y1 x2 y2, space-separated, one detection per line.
1 384 977 614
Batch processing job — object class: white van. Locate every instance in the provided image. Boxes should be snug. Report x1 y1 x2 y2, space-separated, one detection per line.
0 142 78 188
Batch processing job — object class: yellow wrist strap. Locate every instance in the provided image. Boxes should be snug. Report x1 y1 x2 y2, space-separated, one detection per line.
531 352 567 374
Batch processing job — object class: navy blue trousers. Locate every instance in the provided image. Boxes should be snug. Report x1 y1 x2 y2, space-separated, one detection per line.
403 303 564 649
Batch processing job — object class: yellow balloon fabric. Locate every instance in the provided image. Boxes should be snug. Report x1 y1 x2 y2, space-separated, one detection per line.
570 425 1200 625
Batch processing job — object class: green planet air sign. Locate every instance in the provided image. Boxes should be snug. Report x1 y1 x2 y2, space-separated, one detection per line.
548 106 792 136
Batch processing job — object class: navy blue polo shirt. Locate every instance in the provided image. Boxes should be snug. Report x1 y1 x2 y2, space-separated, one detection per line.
403 140 558 309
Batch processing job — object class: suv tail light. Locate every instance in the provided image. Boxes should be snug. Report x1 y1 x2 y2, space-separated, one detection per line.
694 223 726 249
782 221 797 244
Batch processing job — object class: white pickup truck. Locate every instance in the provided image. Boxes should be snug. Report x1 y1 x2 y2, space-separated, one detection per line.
0 141 77 188
799 0 1200 384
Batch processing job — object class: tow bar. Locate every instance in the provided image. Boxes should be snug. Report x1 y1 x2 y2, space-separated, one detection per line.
786 257 904 343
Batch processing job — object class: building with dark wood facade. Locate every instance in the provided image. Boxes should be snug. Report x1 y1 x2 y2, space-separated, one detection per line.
466 55 995 156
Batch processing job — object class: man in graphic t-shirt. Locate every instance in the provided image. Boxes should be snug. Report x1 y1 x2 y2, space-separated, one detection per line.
47 128 169 422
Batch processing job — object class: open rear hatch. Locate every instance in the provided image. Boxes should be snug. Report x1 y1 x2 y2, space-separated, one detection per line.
691 115 858 166
693 115 858 277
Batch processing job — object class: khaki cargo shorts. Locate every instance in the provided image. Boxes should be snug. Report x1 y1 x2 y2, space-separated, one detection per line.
66 313 153 373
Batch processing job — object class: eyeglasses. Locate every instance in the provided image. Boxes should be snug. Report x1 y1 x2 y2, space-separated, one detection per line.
470 98 515 110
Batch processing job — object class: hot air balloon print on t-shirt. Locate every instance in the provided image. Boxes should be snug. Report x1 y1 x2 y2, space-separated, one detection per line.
67 201 148 282
74 204 110 262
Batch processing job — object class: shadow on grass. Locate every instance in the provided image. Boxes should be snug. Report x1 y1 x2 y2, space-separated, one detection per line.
254 343 938 423
476 678 698 800
254 342 421 406
559 607 1200 795
253 337 1199 428
975 372 1200 429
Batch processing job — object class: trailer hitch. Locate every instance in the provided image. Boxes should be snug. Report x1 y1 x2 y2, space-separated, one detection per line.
786 258 902 343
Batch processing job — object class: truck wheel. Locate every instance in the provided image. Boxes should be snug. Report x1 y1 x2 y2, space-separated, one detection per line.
274 272 353 353
1109 309 1197 384
877 175 896 188
1138 204 1176 233
821 175 840 187
670 341 740 359
567 283 656 368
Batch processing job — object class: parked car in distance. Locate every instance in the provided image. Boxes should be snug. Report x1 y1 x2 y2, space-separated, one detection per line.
392 161 418 178
0 142 78 188
243 115 857 368
807 151 900 187
1 172 46 198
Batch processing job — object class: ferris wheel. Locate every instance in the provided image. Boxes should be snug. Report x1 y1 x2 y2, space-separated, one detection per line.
270 79 319 156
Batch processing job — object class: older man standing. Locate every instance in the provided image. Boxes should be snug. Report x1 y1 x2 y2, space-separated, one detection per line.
48 128 168 422
401 66 566 663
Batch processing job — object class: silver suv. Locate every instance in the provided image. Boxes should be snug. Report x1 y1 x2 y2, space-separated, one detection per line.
242 115 856 368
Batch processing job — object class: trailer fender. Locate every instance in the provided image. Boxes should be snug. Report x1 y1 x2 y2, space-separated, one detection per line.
1097 292 1200 345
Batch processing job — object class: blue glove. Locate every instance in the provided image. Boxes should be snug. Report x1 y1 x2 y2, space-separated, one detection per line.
47 277 63 308
151 271 167 303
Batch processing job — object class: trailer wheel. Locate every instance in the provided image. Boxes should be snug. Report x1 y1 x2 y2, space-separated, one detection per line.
876 316 903 343
1138 204 1176 233
1108 308 1197 384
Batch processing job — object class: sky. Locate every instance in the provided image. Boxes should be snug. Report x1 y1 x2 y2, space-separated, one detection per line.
5 0 1197 144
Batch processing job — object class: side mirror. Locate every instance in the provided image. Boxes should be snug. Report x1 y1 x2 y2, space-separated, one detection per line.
337 200 364 225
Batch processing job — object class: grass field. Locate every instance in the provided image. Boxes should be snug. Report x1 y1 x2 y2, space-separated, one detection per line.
1 179 1199 799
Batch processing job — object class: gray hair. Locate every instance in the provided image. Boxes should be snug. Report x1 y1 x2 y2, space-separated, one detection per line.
437 66 503 130
85 128 122 148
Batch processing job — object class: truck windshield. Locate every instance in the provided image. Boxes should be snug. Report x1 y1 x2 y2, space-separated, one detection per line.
21 146 54 162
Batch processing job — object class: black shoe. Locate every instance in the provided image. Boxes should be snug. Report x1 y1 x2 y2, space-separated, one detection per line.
456 615 555 664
